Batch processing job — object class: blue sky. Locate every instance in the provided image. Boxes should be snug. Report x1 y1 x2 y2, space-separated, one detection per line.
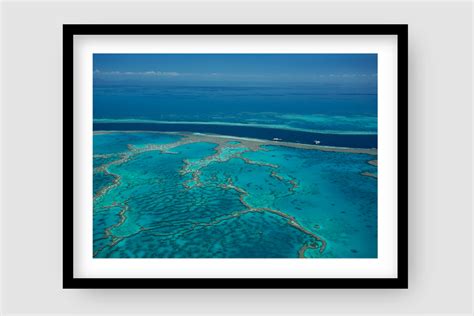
93 54 377 85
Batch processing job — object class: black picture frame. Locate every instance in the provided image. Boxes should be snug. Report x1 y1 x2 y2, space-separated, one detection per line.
64 24 408 289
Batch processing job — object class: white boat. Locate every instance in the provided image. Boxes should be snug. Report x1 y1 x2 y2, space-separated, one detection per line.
272 137 282 141
314 140 321 145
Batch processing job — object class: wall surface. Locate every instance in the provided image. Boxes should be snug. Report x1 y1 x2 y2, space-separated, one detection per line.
0 1 472 315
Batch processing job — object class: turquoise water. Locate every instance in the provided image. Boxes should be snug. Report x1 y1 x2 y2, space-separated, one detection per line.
242 147 377 258
93 132 377 258
94 132 181 154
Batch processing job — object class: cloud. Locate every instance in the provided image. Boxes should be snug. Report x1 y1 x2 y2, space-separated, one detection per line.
94 69 180 77
93 69 377 83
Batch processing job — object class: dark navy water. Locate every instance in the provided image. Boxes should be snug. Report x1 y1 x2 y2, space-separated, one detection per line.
94 85 377 118
94 122 377 148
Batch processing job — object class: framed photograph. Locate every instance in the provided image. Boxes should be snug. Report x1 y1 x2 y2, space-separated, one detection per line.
64 24 408 288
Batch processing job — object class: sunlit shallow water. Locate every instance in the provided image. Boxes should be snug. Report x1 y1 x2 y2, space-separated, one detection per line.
93 131 377 258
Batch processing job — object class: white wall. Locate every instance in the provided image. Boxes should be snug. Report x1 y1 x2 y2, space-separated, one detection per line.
0 1 472 315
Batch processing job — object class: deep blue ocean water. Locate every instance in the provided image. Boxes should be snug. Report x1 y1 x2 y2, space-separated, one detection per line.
94 84 377 116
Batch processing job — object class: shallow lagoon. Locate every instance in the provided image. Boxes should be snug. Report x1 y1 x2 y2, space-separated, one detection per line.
93 131 377 258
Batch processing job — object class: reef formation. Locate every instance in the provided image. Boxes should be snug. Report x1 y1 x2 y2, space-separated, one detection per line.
93 131 377 258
